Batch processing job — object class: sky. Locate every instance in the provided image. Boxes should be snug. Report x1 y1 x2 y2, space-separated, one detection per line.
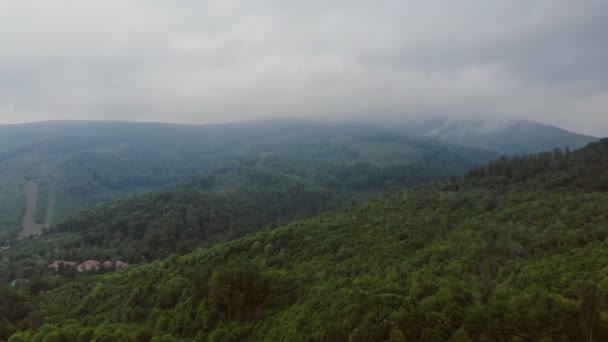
0 1 607 136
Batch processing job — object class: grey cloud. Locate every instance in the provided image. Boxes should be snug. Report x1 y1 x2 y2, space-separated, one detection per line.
0 0 606 135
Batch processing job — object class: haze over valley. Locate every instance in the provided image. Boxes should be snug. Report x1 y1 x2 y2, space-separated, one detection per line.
1 1 607 341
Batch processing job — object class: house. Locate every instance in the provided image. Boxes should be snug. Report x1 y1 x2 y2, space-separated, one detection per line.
49 260 78 272
78 260 101 272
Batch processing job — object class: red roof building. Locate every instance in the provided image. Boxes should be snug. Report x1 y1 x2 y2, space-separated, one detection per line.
78 260 101 272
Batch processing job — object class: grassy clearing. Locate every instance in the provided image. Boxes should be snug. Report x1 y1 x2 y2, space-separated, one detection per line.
352 141 423 167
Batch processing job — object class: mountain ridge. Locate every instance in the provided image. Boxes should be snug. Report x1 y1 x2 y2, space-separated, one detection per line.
396 118 598 155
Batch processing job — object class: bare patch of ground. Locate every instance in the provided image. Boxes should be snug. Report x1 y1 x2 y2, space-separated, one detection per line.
19 178 56 238
44 178 56 228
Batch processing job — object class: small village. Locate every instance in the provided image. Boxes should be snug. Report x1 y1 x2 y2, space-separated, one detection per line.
49 260 128 273
8 260 128 289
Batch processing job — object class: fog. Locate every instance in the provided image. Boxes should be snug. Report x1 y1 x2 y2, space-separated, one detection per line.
0 1 607 135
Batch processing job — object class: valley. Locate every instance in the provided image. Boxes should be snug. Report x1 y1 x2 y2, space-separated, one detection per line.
1 3 606 340
0 120 605 341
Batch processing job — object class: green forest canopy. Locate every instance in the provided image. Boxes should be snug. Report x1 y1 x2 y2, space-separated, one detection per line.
0 120 498 241
1 139 607 341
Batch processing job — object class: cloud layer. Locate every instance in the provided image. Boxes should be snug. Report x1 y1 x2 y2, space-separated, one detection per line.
0 1 607 135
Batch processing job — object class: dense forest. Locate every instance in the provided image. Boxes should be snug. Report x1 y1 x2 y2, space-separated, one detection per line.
1 138 606 341
0 120 498 242
0 156 492 286
0 168 333 285
1 0 606 339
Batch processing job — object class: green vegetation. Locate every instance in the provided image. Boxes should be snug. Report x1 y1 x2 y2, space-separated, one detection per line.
1 138 607 341
0 120 498 242
0 156 476 285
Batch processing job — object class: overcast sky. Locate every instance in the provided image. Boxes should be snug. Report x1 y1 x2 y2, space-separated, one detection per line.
0 1 606 135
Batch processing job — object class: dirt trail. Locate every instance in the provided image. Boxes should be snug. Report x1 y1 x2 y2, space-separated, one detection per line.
44 179 56 228
19 179 56 238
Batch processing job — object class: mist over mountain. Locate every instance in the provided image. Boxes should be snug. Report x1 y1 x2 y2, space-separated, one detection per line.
0 119 605 341
1 2 607 136
1 1 607 340
2 131 607 341
0 119 500 242
398 118 597 154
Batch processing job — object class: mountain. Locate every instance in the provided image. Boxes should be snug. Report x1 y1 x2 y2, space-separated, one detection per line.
2 139 607 341
0 167 335 275
398 118 597 155
0 120 498 242
0 147 498 285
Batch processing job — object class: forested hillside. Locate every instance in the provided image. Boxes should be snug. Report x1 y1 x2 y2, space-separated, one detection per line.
0 152 494 286
2 140 607 341
467 139 608 190
1 146 477 287
0 168 333 285
0 120 497 241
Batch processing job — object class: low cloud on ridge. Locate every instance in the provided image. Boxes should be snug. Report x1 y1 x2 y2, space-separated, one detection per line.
0 1 607 135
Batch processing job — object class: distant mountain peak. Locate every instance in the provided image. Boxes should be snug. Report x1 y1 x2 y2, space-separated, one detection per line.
400 118 597 155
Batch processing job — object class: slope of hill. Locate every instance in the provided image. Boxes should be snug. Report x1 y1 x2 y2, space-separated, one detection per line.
0 167 337 286
0 151 495 286
398 118 597 155
3 139 607 341
0 120 497 242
